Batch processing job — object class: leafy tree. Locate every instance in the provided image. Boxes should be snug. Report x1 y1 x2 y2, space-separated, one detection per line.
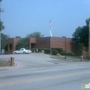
1 33 9 49
72 26 89 47
16 38 29 50
86 17 90 26
79 26 89 47
15 36 21 38
72 17 90 55
1 33 9 42
0 21 5 31
26 32 44 38
0 22 5 49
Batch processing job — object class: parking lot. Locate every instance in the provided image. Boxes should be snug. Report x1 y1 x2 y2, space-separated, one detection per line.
0 53 90 90
0 53 90 70
0 53 57 68
0 53 74 68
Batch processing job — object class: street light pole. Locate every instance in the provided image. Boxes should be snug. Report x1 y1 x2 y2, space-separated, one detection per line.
50 36 52 54
88 22 90 60
0 0 2 54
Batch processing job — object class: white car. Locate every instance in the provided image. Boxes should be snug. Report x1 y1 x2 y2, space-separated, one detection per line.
13 48 32 54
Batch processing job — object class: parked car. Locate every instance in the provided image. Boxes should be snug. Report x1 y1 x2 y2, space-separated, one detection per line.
13 48 32 54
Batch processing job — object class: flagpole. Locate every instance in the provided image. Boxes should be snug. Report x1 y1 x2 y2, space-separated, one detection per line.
49 20 52 54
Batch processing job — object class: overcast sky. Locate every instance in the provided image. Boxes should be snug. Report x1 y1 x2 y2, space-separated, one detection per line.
1 0 90 38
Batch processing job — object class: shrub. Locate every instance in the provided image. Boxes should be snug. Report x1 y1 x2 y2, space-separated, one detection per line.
44 48 76 56
66 52 76 56
60 51 66 55
35 48 42 52
56 48 63 54
52 49 59 55
53 48 76 56
38 49 42 52
44 49 50 54
61 51 76 56
4 44 8 51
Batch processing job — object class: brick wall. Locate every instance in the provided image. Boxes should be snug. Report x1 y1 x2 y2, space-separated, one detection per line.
51 37 71 52
5 38 20 54
35 37 50 49
4 37 72 54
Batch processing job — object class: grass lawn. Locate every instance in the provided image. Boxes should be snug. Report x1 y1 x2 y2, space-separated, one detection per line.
0 60 10 67
50 55 90 62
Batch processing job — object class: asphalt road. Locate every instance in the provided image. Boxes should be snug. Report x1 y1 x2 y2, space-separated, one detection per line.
0 53 90 90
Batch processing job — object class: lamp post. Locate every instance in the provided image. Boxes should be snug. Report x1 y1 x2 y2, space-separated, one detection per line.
88 22 90 60
0 0 2 54
50 36 52 54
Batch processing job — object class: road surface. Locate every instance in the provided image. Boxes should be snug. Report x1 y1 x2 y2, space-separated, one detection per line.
0 53 90 90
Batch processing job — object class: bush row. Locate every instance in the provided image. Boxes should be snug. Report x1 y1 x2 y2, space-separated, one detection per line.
44 48 76 56
34 48 76 56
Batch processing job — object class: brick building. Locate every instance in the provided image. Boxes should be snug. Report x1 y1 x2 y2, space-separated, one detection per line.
4 37 72 54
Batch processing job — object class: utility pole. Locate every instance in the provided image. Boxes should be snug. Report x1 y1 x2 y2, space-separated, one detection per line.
88 22 90 60
0 0 2 54
50 36 52 54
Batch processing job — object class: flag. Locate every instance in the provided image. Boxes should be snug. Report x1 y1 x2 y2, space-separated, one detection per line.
49 20 52 28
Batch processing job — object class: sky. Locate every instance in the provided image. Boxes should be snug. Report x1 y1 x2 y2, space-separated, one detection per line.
1 0 90 38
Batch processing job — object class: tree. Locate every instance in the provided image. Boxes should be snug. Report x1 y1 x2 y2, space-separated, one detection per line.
1 33 9 49
15 36 21 38
86 17 90 26
0 21 5 31
26 32 44 38
72 27 84 55
72 17 90 55
1 33 9 42
16 38 29 50
79 26 89 47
